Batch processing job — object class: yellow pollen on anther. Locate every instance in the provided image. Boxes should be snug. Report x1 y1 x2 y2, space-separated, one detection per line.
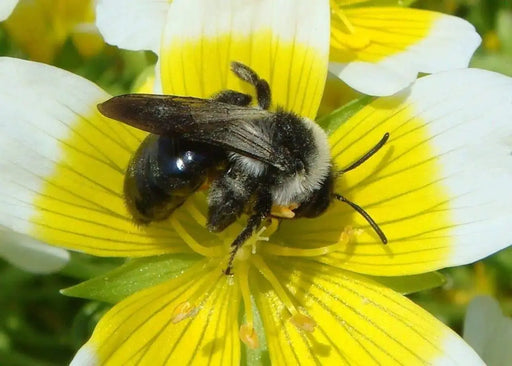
240 323 259 349
170 301 198 323
290 313 317 333
271 203 298 219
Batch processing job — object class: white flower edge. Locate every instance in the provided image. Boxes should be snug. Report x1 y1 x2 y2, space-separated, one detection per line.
0 0 18 21
95 0 171 53
463 295 512 365
0 226 69 274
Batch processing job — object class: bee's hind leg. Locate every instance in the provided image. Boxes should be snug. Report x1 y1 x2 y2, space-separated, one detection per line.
230 61 271 110
224 190 272 275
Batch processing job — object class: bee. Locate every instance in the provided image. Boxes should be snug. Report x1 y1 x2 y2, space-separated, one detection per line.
98 62 388 275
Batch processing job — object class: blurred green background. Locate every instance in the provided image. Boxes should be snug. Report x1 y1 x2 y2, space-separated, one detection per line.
0 0 511 365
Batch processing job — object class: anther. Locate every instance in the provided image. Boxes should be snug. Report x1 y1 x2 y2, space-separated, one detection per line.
171 301 198 323
290 313 316 332
239 323 259 349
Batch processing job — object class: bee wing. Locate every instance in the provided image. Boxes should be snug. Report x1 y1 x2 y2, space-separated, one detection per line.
98 94 286 170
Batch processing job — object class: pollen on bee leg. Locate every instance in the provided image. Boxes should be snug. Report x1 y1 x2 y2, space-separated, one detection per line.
171 301 199 323
239 323 259 349
271 203 299 219
290 313 317 333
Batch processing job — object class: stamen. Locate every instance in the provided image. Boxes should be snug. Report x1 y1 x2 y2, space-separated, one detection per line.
237 261 259 349
290 313 316 333
262 242 343 257
170 216 224 257
261 226 355 257
237 261 254 325
240 323 259 349
330 1 356 34
252 225 270 254
271 203 298 219
251 255 299 317
330 1 370 50
170 262 223 323
183 200 208 227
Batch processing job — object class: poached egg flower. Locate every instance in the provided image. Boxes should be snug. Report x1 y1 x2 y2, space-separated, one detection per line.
95 0 480 96
0 0 512 364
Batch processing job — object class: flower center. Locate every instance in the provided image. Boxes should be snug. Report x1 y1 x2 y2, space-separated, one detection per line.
169 198 359 348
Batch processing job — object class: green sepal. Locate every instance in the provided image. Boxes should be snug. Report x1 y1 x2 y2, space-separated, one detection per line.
61 253 201 303
317 95 373 135
370 271 446 295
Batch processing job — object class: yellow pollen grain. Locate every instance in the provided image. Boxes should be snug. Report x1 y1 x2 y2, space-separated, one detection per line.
271 203 299 219
169 216 224 257
251 255 300 318
338 225 361 246
170 301 198 323
239 323 259 349
290 313 317 333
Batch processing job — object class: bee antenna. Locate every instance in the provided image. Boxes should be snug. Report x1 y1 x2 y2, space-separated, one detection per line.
338 132 389 174
333 194 388 244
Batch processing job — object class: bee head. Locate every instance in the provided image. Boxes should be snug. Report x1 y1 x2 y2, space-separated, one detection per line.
293 170 335 218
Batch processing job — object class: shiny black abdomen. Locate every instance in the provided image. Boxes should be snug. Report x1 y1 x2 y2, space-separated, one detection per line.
124 134 226 223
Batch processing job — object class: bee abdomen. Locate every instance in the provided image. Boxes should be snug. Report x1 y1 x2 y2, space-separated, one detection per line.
124 134 225 223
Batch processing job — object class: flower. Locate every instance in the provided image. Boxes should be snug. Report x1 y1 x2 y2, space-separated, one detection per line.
328 0 481 95
2 0 104 62
1 0 512 364
94 0 481 96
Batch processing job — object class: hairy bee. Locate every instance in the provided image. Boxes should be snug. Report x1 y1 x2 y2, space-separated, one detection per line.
98 62 388 274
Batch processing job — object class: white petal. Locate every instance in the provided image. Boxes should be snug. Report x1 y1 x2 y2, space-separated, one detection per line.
0 0 17 21
70 344 98 366
330 14 481 96
434 331 484 366
404 69 512 265
95 0 171 53
0 57 185 256
0 226 69 273
463 296 512 365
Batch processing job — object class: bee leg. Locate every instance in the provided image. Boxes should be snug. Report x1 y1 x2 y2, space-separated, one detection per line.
230 61 271 110
207 166 257 232
224 191 272 275
212 90 252 106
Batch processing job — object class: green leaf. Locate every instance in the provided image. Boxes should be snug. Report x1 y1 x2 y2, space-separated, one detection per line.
61 253 201 303
369 271 446 295
60 253 123 280
317 95 373 135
